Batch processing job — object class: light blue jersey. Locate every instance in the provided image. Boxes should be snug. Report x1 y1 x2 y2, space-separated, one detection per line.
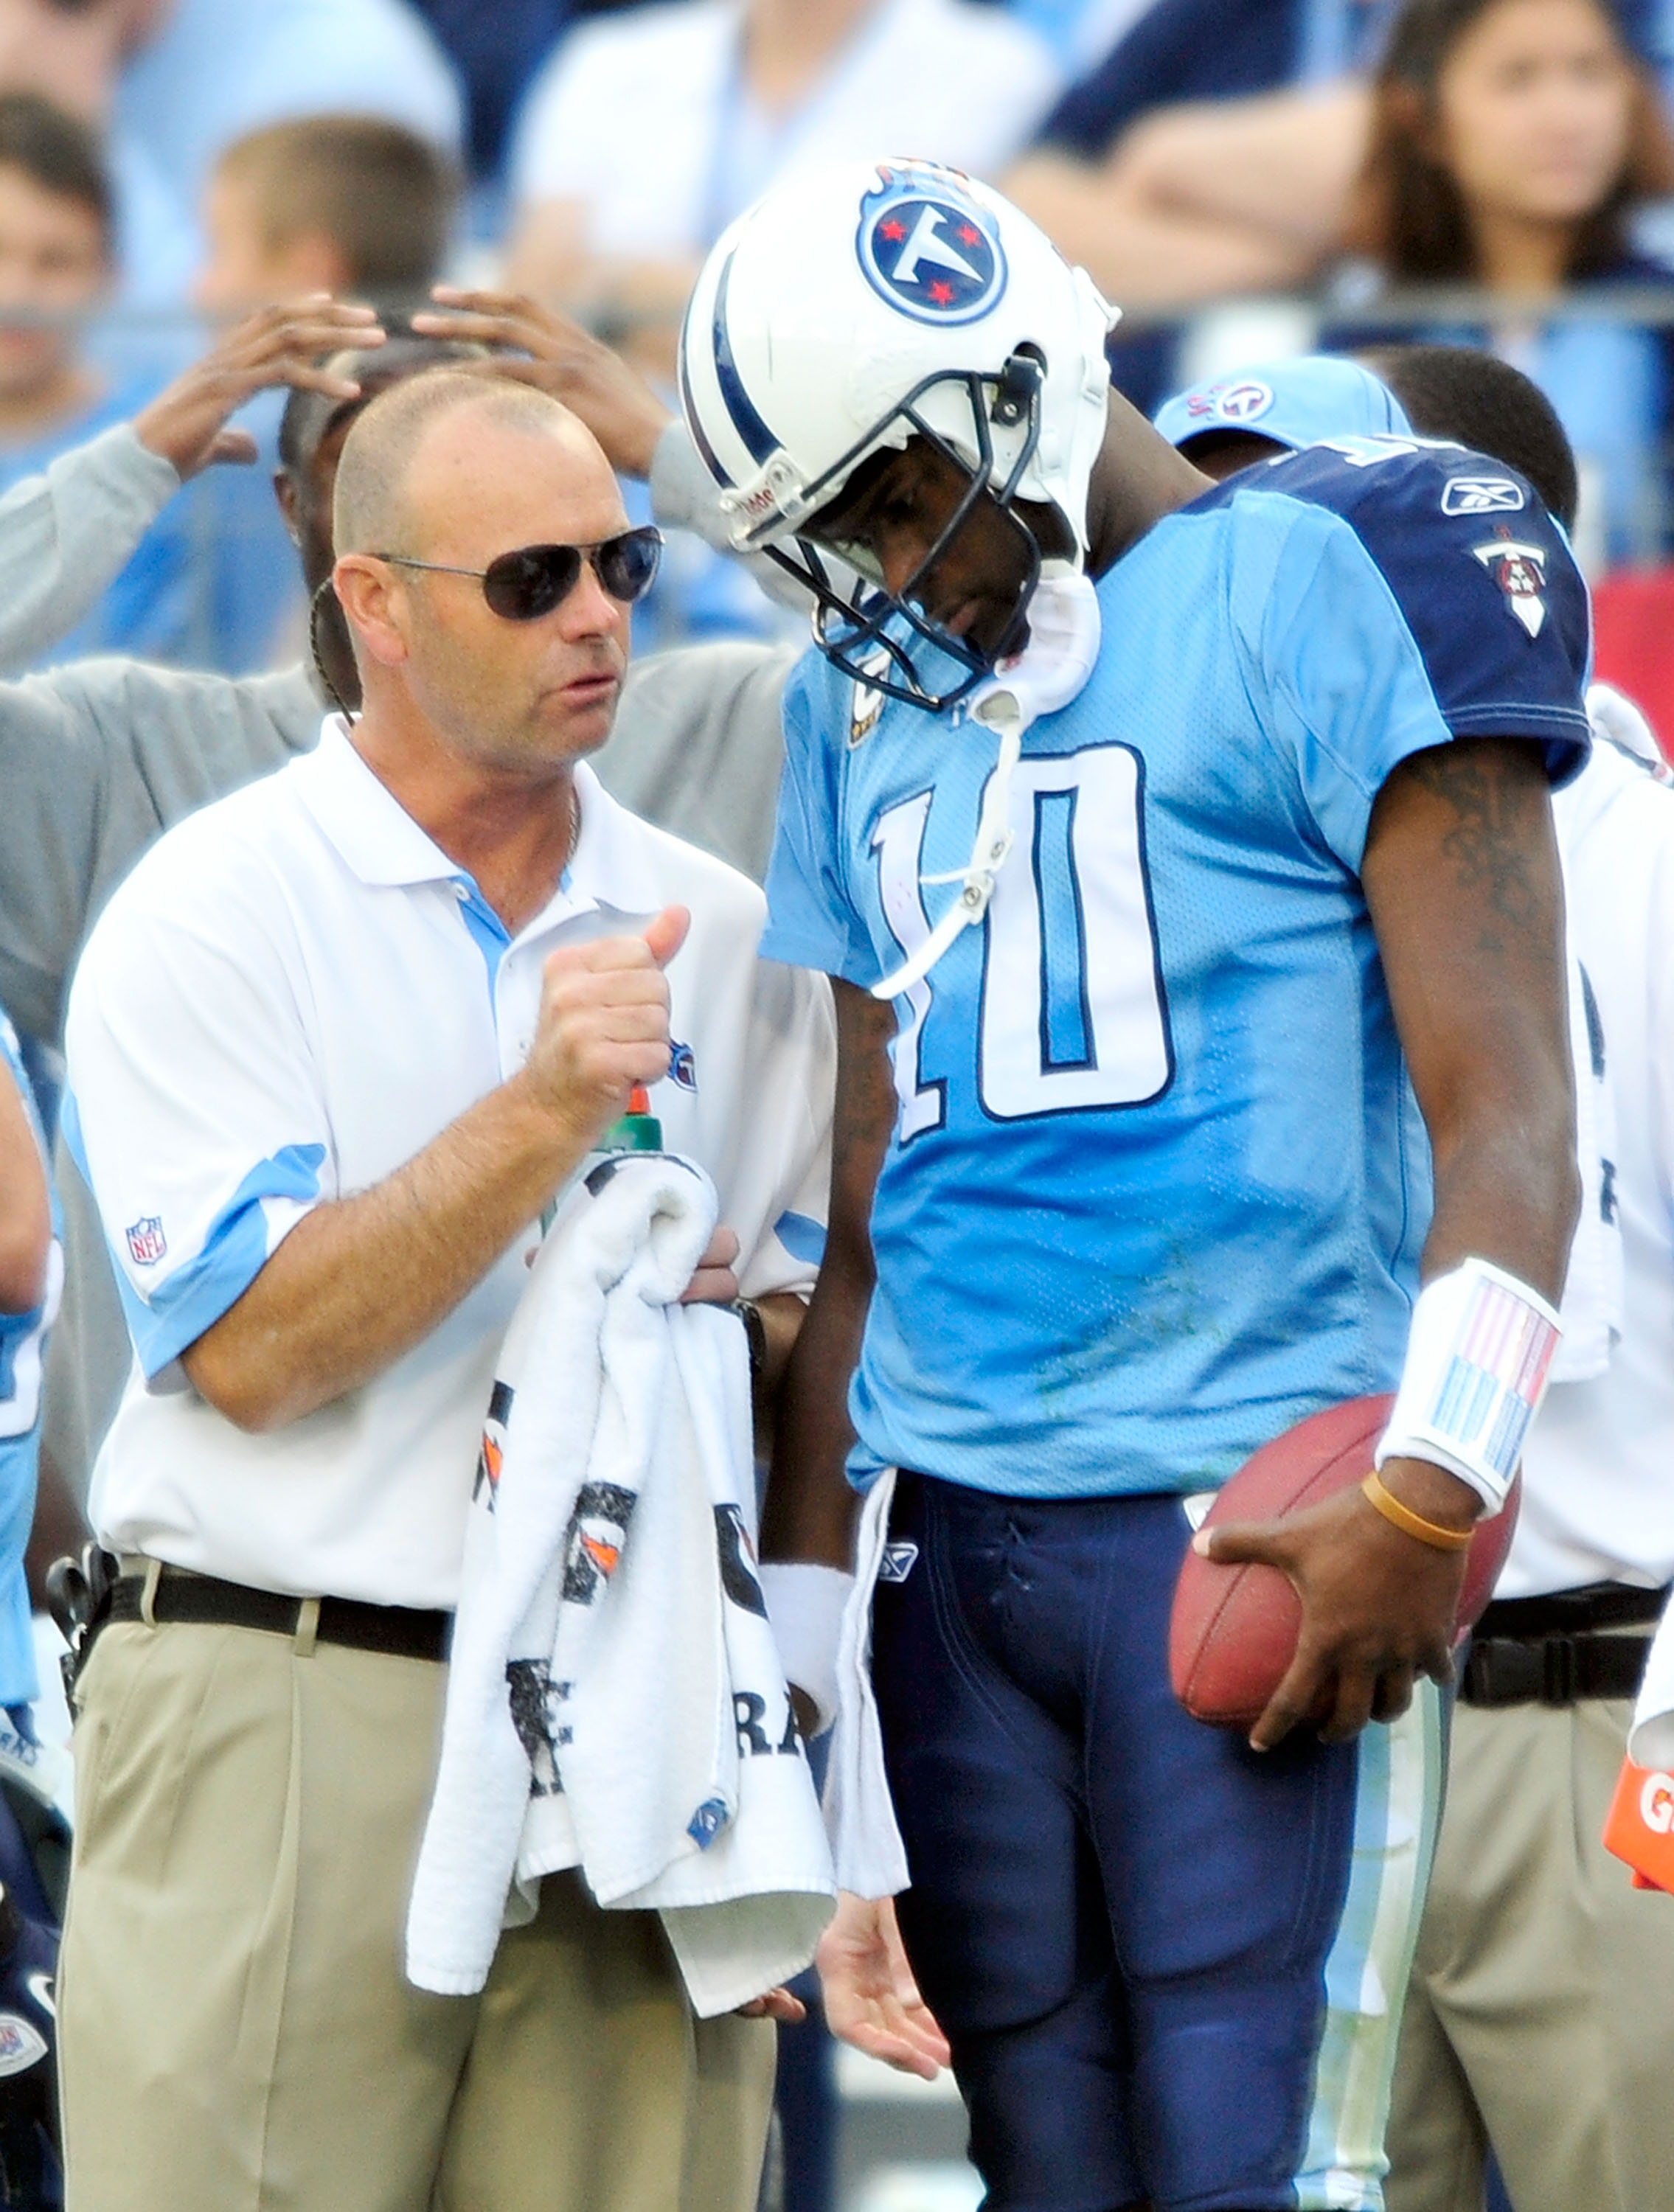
763 439 1591 1500
0 1012 59 1707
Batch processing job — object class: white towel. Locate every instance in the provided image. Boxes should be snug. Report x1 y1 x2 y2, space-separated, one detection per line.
822 1469 910 1899
406 1152 834 2016
1629 1597 1674 1773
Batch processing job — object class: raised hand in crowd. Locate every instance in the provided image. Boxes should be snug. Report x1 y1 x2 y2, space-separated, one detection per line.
412 285 672 482
131 296 387 480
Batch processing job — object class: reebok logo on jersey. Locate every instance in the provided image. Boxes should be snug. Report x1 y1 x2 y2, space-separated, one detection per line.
878 1540 920 1584
125 1215 166 1266
1471 530 1548 638
1443 476 1526 516
670 1040 697 1091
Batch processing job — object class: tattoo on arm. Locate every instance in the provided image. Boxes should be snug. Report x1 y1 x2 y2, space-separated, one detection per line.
1397 742 1555 956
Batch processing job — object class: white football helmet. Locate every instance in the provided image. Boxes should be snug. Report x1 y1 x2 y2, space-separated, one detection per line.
678 158 1116 711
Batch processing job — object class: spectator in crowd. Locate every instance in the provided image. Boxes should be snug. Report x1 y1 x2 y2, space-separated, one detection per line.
505 0 1060 375
505 0 1060 647
409 0 572 187
0 0 462 308
0 88 205 669
196 116 459 314
190 119 462 676
1005 0 1397 335
1000 0 1159 70
1333 0 1674 563
1355 341 1674 2212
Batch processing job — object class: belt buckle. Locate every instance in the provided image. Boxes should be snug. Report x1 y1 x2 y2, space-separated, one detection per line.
1541 1635 1577 1705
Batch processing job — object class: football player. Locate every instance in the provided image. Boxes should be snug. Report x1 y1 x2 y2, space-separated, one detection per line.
681 161 1588 2212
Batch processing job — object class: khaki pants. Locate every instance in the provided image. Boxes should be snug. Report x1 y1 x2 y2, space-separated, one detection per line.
1386 1686 1674 2212
58 1613 775 2212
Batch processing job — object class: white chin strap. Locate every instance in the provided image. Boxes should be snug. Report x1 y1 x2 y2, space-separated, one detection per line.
871 566 1102 1002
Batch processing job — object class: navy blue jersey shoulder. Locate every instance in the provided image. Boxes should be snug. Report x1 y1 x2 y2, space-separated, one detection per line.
1190 439 1591 783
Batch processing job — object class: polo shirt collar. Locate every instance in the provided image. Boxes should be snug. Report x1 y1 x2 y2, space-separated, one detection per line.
294 716 665 932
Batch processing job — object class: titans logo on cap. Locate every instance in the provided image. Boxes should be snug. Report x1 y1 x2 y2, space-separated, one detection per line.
1184 378 1274 425
857 166 1007 327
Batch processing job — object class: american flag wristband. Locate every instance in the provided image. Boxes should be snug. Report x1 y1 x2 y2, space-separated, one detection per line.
1374 1257 1562 1516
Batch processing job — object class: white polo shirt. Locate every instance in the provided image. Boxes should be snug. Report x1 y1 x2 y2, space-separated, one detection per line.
1499 730 1674 1597
63 720 833 1609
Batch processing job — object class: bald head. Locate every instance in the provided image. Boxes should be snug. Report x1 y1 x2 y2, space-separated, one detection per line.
332 369 603 561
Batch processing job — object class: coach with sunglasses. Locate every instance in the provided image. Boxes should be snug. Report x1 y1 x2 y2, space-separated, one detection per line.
53 369 834 2212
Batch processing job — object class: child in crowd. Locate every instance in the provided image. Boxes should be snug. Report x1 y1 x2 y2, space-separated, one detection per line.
196 114 460 310
190 116 461 673
0 91 201 669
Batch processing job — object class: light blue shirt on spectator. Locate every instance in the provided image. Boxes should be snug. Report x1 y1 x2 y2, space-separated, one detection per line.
0 372 197 669
112 0 464 305
0 371 300 675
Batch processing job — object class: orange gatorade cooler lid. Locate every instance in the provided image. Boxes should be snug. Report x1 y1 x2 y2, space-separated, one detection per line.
1603 1759 1674 1893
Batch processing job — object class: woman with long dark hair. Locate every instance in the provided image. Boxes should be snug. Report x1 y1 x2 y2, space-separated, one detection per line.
1337 0 1674 560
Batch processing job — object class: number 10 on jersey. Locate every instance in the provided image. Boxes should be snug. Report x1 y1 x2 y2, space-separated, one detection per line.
872 745 1174 1133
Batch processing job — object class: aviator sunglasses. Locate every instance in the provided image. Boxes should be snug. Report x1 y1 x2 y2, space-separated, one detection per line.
374 525 663 620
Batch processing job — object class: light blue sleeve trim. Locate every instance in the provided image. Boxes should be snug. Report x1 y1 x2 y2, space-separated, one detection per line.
61 1091 325 1380
773 1210 827 1265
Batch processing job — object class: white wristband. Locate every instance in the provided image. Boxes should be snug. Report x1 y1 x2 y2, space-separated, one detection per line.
758 1562 854 1739
1375 1257 1561 1514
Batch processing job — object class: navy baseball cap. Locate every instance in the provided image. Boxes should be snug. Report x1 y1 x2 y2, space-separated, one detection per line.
1154 356 1412 454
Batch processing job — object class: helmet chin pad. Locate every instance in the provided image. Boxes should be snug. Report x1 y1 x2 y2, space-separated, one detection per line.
768 362 1055 714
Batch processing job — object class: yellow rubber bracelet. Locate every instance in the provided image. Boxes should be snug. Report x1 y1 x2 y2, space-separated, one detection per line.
1361 1470 1475 1553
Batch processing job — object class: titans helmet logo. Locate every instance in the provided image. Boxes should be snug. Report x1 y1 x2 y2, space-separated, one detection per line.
857 164 1007 327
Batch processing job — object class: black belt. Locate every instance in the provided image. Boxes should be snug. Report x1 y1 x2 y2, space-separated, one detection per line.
1459 1581 1666 1708
104 1567 451 1663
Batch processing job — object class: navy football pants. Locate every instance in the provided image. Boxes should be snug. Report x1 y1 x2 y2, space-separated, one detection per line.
871 1475 1442 2212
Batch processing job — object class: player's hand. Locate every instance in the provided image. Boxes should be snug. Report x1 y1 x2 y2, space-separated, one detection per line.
1195 1455 1473 1750
681 1226 740 1307
816 1892 951 2081
520 905 689 1147
411 285 673 479
133 296 385 479
734 1983 808 2023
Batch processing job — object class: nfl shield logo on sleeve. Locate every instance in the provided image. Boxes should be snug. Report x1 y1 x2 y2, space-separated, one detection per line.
125 1215 166 1267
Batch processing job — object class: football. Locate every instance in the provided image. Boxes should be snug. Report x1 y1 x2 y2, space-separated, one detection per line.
1170 1394 1520 1728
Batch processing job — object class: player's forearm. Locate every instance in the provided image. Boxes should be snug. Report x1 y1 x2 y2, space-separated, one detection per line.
181 1074 591 1431
760 1251 871 1570
761 984 896 1568
1422 1093 1578 1307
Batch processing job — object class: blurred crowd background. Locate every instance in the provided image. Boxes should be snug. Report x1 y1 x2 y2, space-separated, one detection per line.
0 0 1667 702
0 5 1670 2206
